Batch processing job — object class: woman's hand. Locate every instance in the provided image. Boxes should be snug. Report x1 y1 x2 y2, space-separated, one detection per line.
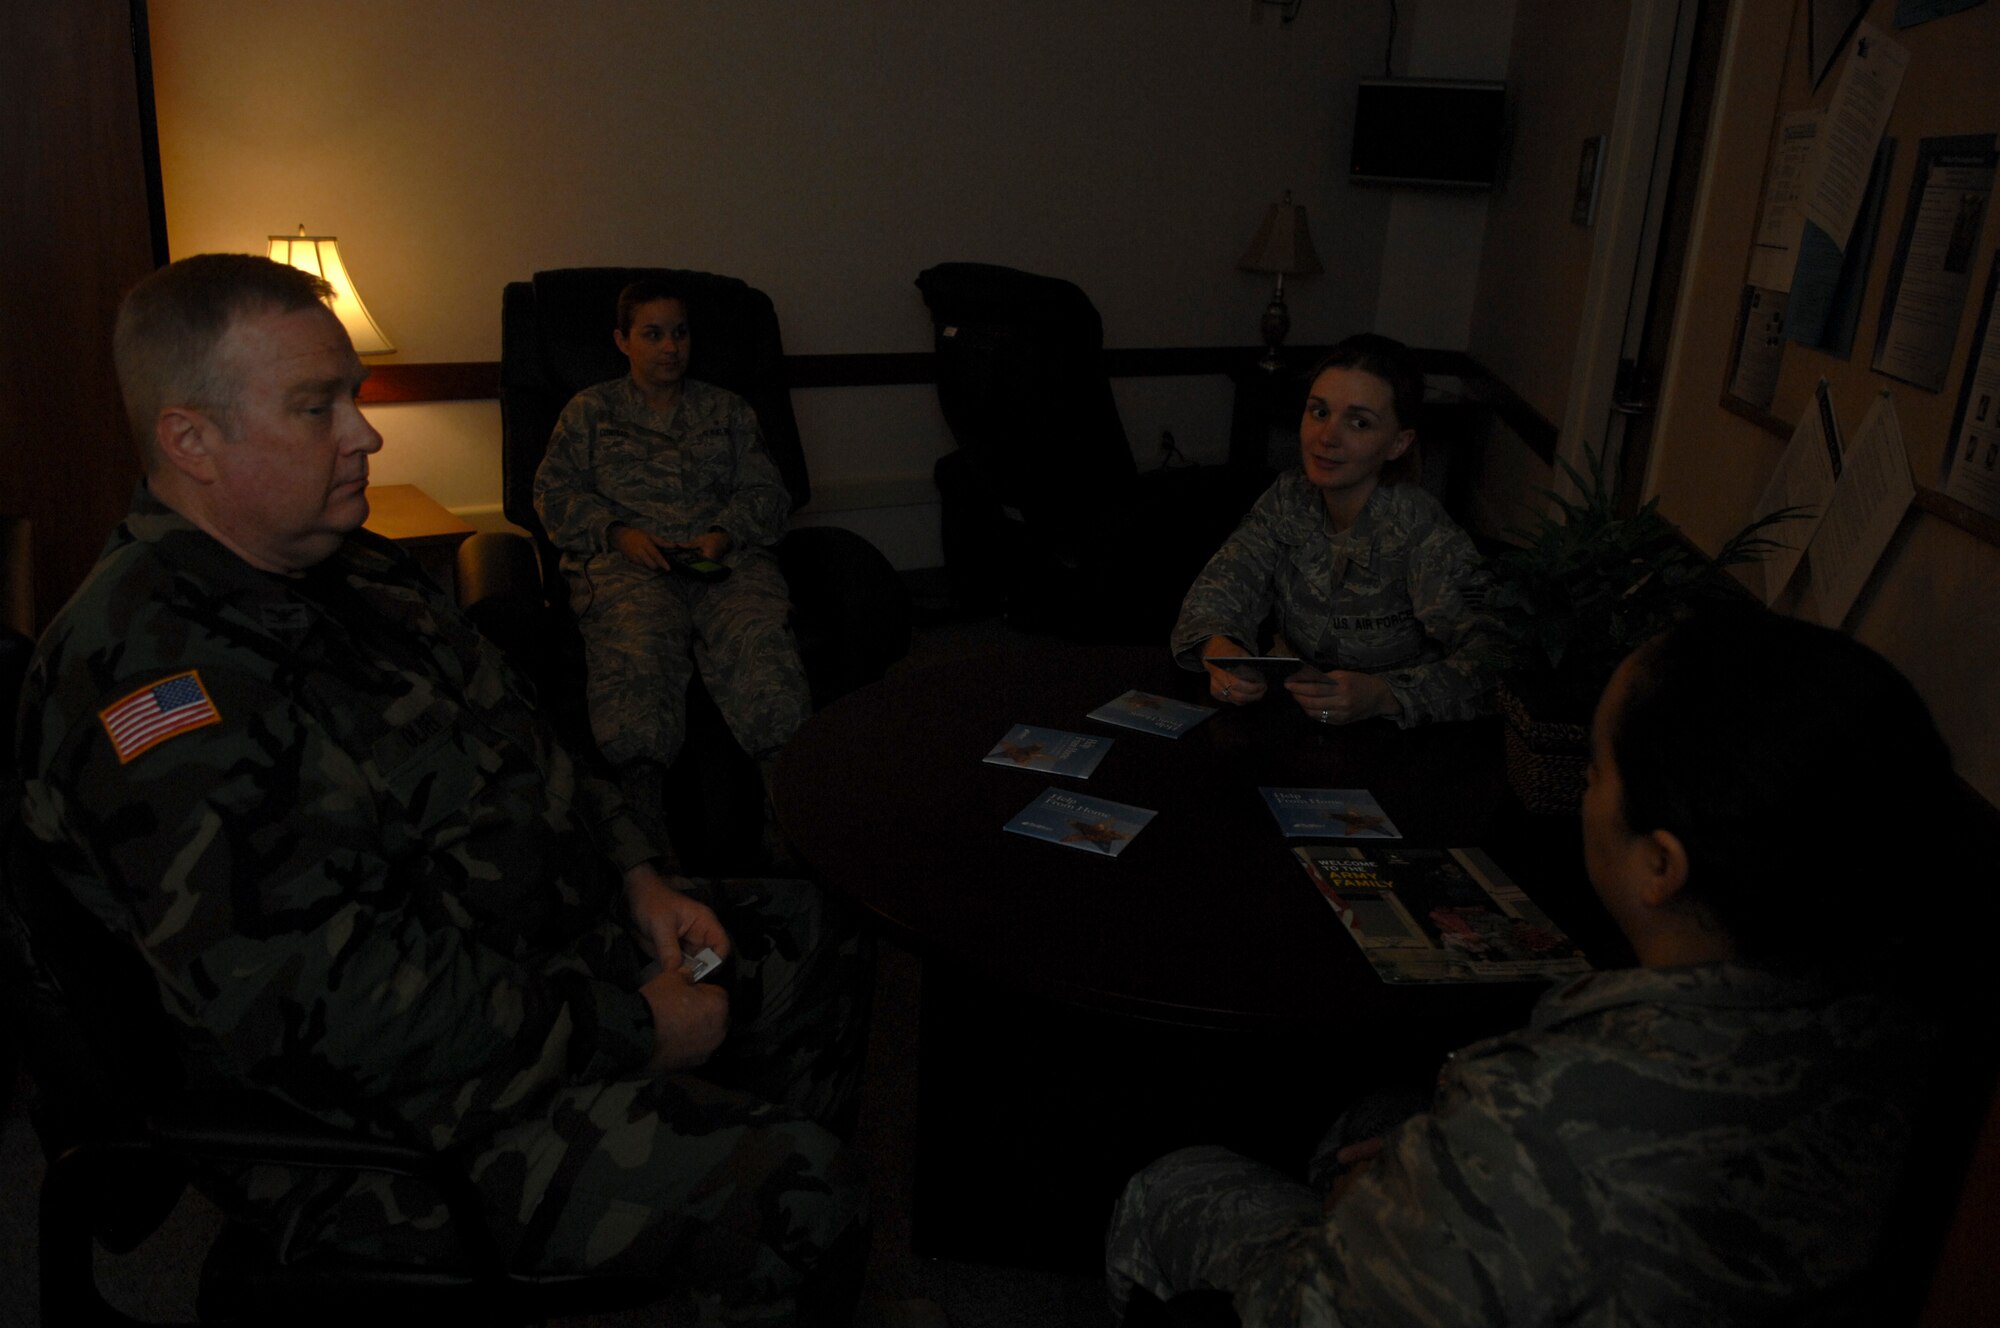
688 529 733 562
1200 636 1264 705
611 524 673 572
1322 1135 1387 1213
1285 670 1400 725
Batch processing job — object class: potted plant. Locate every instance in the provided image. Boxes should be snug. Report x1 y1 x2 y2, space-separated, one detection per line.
1480 445 1803 814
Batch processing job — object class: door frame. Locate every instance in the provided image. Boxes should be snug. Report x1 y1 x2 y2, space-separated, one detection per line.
1555 0 1705 496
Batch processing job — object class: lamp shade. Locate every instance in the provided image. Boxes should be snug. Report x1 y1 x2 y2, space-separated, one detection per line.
267 228 394 354
1236 192 1324 277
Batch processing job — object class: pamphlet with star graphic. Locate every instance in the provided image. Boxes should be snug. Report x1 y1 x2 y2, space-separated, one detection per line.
1086 689 1215 737
1003 787 1156 858
1259 787 1402 839
981 724 1111 779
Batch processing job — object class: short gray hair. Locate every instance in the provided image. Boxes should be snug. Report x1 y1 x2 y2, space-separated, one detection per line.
113 254 334 467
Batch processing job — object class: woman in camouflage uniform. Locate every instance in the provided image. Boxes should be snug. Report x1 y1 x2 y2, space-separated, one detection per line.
535 280 812 855
1172 334 1493 728
1109 609 1958 1326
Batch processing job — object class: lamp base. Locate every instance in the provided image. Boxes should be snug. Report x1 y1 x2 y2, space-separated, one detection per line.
1258 291 1290 373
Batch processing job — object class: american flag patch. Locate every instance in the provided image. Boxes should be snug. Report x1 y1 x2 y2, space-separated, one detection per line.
99 670 222 763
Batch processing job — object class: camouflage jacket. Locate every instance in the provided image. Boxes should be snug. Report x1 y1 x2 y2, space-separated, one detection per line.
16 486 659 1149
1171 475 1495 726
534 376 790 566
1241 963 1937 1326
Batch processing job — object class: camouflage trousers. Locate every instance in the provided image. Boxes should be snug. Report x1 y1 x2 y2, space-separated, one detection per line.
568 550 811 768
229 877 875 1327
1105 1093 1423 1326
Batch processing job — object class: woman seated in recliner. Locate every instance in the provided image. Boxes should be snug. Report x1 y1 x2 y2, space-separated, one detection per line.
1172 334 1494 727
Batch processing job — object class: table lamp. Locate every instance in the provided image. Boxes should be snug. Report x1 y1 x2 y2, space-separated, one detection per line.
268 225 395 354
1237 191 1322 371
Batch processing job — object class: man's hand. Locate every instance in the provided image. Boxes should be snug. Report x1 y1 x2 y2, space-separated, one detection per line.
639 968 729 1071
1200 636 1265 706
1285 670 1399 726
611 524 674 572
624 862 731 965
625 864 732 1071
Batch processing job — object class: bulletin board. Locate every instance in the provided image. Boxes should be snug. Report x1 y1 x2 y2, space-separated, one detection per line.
1719 0 2000 548
1649 0 2000 805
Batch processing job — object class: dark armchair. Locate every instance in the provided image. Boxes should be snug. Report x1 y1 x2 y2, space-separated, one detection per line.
466 267 911 872
916 262 1266 643
1 808 670 1325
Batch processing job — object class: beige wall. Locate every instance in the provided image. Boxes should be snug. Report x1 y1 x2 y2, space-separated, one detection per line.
1467 0 1632 428
1651 0 2000 803
1372 1 1517 350
152 3 1392 358
1451 0 1635 542
145 1 1518 561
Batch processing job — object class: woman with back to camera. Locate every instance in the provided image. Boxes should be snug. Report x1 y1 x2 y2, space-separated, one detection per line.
1173 334 1494 727
1108 607 1964 1325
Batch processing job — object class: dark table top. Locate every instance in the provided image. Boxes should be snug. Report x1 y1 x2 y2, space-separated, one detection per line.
773 639 1622 1042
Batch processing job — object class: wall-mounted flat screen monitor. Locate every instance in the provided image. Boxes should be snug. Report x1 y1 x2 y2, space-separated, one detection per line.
1349 78 1507 189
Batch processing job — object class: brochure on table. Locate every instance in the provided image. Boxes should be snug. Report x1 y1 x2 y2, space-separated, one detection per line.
1087 690 1216 738
1260 787 1402 839
1297 846 1592 985
1004 788 1157 858
982 724 1111 779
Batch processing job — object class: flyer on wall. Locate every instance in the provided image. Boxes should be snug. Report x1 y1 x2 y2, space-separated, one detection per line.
1804 391 1916 627
1941 251 2000 522
1748 108 1824 292
1801 22 1909 250
1749 380 1841 604
1871 134 1998 391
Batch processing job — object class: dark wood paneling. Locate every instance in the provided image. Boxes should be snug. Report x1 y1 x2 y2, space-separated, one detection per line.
363 346 1552 396
360 345 1563 481
359 362 499 404
0 0 161 631
361 347 1280 398
1447 360 1562 465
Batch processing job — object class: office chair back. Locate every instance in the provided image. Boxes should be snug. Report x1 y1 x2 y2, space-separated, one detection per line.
916 262 1138 531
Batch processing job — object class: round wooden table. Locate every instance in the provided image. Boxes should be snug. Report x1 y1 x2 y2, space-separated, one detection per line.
772 638 1609 1267
775 638 1605 1034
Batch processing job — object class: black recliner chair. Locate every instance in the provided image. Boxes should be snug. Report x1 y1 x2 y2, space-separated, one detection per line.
917 262 1266 643
466 267 912 873
1 811 676 1325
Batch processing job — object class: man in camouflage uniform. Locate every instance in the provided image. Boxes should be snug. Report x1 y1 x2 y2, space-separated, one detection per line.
16 255 870 1325
533 278 811 837
1171 472 1495 728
